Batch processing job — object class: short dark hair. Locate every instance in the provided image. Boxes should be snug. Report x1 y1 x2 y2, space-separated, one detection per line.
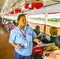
50 27 58 36
35 25 40 30
17 14 25 21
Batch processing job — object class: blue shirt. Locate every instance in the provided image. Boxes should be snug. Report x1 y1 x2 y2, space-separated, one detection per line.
9 26 36 56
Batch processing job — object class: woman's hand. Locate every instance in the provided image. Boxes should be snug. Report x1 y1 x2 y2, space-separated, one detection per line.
15 45 21 50
10 42 21 50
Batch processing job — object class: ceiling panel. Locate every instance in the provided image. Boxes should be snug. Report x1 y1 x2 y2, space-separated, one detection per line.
43 0 59 6
53 0 60 2
0 0 60 14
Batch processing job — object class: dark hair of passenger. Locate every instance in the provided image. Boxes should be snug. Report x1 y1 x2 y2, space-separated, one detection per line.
35 25 40 30
50 27 58 36
17 14 25 21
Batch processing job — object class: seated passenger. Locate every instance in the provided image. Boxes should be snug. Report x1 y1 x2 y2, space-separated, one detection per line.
44 27 58 51
33 25 43 59
34 25 50 44
50 27 58 43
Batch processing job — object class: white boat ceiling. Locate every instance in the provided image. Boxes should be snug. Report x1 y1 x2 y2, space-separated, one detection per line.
0 0 60 19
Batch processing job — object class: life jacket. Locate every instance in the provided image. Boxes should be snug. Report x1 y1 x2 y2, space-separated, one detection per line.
32 44 43 55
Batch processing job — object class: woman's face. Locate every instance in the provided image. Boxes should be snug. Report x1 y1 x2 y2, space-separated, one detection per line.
18 16 26 27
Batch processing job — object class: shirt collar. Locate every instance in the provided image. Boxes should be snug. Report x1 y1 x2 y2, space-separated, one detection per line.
18 26 27 31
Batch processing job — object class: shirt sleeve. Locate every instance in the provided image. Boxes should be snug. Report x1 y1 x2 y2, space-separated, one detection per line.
9 30 16 43
9 30 25 46
28 26 37 37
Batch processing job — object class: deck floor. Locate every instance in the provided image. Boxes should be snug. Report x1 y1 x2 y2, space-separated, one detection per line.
0 26 14 59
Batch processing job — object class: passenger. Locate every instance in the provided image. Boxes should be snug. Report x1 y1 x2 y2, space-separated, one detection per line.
9 14 42 59
13 20 16 26
50 27 58 43
44 27 58 51
34 26 50 44
0 17 4 28
6 21 12 33
43 27 59 59
33 25 43 59
11 21 16 30
34 26 40 35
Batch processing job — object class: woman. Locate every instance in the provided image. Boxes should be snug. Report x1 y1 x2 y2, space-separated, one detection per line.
9 14 42 59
